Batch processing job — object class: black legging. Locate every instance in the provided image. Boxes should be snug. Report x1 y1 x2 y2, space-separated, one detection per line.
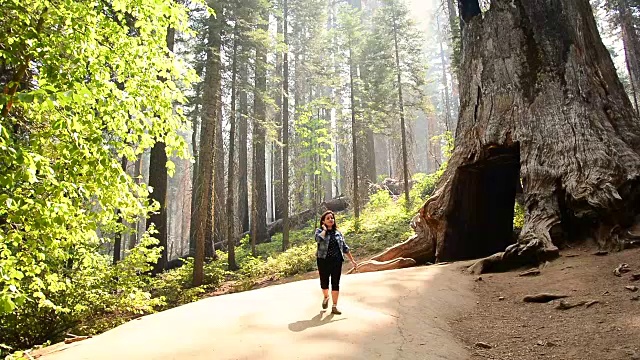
317 257 343 291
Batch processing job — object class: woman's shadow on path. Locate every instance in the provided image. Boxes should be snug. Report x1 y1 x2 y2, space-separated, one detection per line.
288 311 345 332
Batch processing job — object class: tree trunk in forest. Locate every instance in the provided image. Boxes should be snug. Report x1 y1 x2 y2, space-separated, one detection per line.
354 0 376 194
337 136 348 196
619 0 640 114
113 156 128 264
193 11 221 286
348 39 360 225
130 155 144 250
146 26 177 274
282 0 291 251
446 0 461 79
148 141 168 274
373 133 386 178
364 128 377 188
188 74 202 256
360 0 640 274
212 75 225 257
359 66 376 191
227 20 240 271
323 107 333 201
238 61 249 234
274 3 284 221
386 135 393 178
293 52 307 211
438 15 453 133
179 168 191 257
314 115 321 210
392 9 411 209
251 9 270 256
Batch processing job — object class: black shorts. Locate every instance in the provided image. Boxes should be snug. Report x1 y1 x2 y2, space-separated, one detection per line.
317 257 343 291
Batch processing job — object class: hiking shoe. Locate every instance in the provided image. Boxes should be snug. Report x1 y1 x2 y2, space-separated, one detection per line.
322 297 329 310
331 306 342 315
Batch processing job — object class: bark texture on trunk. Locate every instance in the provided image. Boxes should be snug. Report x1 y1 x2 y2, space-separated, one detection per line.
361 0 640 273
348 43 360 223
212 82 225 257
446 0 461 79
188 77 201 256
251 8 270 255
146 24 178 273
192 11 221 285
282 0 290 251
238 62 249 233
132 154 145 250
392 7 410 208
148 140 168 274
274 5 284 220
438 15 453 133
227 20 239 271
113 156 128 264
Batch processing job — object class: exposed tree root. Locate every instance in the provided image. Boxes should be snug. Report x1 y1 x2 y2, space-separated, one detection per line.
468 239 560 274
347 257 416 274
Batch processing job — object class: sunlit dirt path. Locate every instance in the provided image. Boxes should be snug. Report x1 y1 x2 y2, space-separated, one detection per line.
38 264 475 360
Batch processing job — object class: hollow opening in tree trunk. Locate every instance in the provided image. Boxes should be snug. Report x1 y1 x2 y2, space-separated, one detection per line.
443 144 521 260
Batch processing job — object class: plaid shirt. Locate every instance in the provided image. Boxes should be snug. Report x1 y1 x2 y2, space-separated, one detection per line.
315 228 350 259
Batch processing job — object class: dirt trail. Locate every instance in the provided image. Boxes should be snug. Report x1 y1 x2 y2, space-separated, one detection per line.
36 264 475 360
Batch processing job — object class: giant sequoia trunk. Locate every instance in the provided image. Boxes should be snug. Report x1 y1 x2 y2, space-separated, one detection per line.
358 0 640 274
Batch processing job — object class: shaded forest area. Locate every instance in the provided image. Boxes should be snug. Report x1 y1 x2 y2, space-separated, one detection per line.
3 0 640 356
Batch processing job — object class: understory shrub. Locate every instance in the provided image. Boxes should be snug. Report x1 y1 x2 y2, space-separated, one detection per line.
0 235 163 353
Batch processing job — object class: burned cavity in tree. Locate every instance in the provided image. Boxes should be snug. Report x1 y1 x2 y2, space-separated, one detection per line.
443 144 520 261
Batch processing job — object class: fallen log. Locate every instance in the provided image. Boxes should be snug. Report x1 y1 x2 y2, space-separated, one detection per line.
215 208 316 250
321 197 349 212
369 178 416 196
267 209 315 235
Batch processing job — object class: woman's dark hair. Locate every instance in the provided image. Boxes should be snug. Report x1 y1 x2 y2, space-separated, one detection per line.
319 210 337 230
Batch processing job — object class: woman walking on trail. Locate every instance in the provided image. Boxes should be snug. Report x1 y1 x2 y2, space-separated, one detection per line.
315 210 357 315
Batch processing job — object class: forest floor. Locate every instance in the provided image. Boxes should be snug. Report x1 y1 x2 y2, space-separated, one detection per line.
452 246 640 360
